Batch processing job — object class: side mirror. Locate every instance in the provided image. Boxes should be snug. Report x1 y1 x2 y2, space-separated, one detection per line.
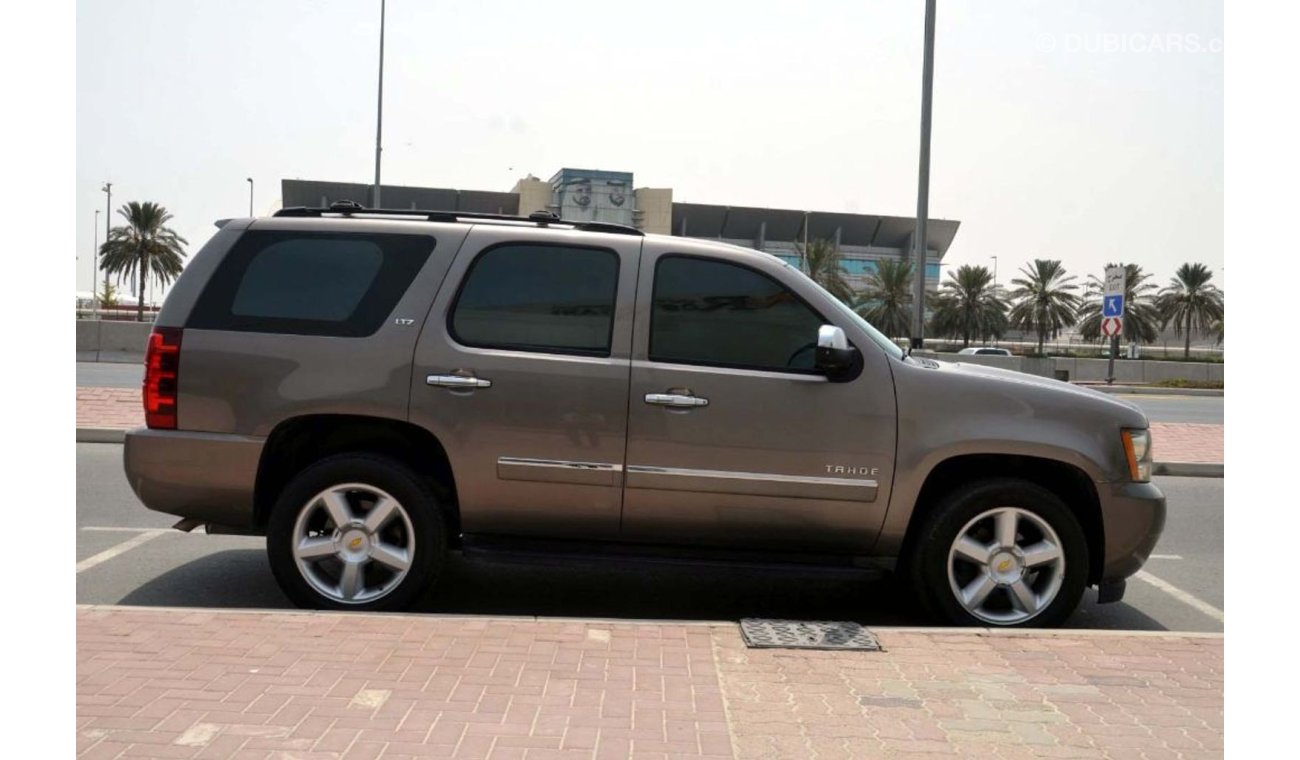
815 325 861 381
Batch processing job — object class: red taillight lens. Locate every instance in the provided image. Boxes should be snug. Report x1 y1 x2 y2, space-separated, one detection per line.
143 327 182 429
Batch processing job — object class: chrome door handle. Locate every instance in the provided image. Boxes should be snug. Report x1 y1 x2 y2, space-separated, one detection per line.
644 392 708 408
427 374 492 389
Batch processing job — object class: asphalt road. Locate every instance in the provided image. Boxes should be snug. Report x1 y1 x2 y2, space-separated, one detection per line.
1111 393 1224 425
76 443 1223 632
77 361 141 388
76 362 1223 425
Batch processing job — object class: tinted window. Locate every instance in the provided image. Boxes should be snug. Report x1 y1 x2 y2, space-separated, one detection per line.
650 256 824 371
450 244 619 355
189 230 434 337
232 240 382 321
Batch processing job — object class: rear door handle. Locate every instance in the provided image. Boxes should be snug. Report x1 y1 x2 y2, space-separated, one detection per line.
427 374 492 389
644 392 708 408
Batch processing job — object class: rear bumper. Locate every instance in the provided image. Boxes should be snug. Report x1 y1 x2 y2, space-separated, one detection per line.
123 427 264 528
1098 480 1167 584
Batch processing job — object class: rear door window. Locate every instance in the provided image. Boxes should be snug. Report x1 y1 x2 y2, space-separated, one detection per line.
449 243 619 356
188 230 434 337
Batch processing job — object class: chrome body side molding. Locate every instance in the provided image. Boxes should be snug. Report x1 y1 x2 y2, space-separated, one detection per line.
624 465 878 502
497 457 624 487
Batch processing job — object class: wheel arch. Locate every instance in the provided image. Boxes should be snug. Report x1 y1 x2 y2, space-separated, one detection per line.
896 453 1104 585
254 414 460 543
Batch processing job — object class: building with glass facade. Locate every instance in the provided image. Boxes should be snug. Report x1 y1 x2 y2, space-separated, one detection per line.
281 168 959 291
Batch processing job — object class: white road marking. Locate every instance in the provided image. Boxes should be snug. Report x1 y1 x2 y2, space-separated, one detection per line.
80 526 168 532
1148 554 1184 560
1134 570 1224 622
76 529 168 573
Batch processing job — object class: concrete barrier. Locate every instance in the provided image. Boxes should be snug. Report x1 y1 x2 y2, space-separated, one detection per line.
76 319 152 362
1058 357 1224 384
935 352 1224 385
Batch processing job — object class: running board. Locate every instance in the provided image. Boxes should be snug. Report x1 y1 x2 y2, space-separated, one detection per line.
458 534 893 577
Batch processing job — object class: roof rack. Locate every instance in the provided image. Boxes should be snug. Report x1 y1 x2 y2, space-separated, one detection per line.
274 200 644 237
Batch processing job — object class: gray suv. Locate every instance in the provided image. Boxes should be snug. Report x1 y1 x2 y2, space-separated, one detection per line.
124 204 1165 627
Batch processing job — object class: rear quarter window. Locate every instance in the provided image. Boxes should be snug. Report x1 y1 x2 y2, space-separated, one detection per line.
188 230 434 337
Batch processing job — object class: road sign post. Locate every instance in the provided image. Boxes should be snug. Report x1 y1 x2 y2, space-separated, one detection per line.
1103 266 1126 384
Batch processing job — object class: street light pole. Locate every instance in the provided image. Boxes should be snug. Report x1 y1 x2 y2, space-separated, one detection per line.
247 177 254 216
101 182 113 301
909 0 937 350
373 0 386 208
93 209 101 320
991 256 998 293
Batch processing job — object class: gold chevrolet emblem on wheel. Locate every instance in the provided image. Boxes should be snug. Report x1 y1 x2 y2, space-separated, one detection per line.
349 537 363 550
998 559 1013 572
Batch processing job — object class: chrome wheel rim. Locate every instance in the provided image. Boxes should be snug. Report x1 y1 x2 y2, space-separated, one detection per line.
291 483 415 605
946 507 1065 625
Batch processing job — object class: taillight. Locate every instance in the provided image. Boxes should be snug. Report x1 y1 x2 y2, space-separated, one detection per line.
143 327 182 429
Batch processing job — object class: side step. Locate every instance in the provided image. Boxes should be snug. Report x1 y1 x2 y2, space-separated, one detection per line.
458 534 893 578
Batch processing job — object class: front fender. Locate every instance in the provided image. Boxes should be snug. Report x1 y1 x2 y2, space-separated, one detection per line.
873 359 1139 557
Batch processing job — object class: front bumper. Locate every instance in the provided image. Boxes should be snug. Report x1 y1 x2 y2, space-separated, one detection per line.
1098 480 1167 584
123 427 265 528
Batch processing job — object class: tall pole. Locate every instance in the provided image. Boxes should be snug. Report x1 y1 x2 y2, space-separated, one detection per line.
373 0 386 208
247 177 254 216
101 182 113 301
92 210 101 320
910 0 937 350
991 256 998 293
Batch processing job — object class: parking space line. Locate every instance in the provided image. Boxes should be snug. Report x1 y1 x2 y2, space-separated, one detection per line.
76 529 168 573
1134 570 1224 623
1148 554 1184 560
81 526 168 533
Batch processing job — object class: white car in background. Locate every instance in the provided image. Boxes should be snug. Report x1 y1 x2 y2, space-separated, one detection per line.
957 347 1012 356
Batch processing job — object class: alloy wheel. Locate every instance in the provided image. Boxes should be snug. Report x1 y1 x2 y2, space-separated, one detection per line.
291 483 416 605
945 506 1066 625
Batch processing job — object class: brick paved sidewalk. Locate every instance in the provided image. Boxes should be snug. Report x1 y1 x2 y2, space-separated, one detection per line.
1148 423 1223 466
78 606 1222 759
76 388 1224 467
78 387 143 430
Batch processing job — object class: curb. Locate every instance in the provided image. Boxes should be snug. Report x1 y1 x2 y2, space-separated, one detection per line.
74 604 1224 638
77 428 126 443
1153 461 1224 478
1079 384 1223 397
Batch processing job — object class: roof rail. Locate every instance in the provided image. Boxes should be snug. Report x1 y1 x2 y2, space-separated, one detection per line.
274 200 644 236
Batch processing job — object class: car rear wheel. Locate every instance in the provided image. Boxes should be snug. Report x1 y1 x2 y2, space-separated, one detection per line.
267 454 446 611
910 478 1088 627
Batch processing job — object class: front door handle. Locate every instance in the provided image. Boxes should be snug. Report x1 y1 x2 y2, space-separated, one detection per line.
644 392 708 408
427 374 492 389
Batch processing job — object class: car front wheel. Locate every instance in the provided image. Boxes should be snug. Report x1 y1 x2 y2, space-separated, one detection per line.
910 478 1089 627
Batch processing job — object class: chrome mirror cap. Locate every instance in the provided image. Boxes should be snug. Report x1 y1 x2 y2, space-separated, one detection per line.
818 325 849 350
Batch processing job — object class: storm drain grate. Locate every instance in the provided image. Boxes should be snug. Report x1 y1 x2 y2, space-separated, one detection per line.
738 618 882 651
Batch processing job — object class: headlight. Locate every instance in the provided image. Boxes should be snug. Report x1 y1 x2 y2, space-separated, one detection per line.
1122 428 1152 482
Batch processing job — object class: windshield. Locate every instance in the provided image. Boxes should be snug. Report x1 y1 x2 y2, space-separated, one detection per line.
779 262 907 361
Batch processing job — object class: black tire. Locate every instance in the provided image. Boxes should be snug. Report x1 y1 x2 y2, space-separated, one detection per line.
267 453 446 611
908 478 1089 628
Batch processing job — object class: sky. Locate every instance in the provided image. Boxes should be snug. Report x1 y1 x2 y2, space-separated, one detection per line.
75 0 1223 298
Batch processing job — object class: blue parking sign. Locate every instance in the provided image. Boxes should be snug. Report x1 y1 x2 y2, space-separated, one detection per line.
1102 294 1125 317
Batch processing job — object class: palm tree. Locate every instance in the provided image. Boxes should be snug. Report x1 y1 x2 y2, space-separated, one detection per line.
793 238 853 302
1156 263 1224 359
929 264 1008 347
100 282 120 308
851 258 914 339
1008 259 1081 355
99 201 188 321
1076 263 1160 344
